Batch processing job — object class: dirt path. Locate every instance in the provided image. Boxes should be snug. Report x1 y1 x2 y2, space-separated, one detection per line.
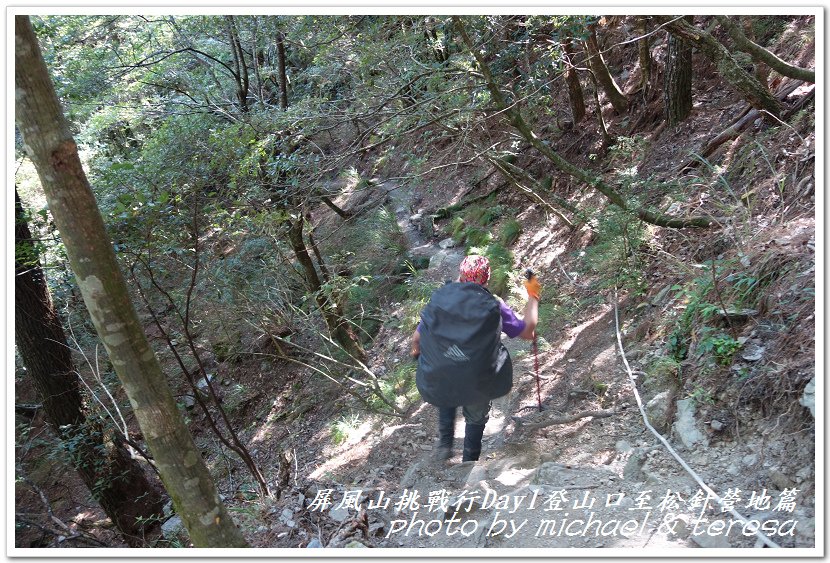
310 180 813 551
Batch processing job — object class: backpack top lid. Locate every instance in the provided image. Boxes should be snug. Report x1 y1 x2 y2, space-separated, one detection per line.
415 282 512 407
419 281 499 335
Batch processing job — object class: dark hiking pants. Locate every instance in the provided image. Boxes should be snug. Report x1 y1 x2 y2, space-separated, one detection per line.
437 401 490 462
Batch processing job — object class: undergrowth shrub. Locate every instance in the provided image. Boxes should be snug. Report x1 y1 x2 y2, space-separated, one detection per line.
580 206 647 294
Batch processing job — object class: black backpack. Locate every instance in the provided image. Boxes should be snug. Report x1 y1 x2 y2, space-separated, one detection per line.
415 282 513 407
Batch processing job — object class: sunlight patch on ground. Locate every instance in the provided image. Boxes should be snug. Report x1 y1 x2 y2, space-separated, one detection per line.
494 467 535 487
557 307 611 357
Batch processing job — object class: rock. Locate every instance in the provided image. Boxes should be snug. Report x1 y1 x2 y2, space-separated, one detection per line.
306 538 323 548
182 394 196 409
615 440 633 453
796 465 813 482
429 250 448 270
799 376 815 417
742 453 758 467
726 463 740 476
162 500 175 518
329 506 350 523
670 514 692 540
644 471 662 486
161 515 188 542
673 399 709 449
645 391 672 432
795 516 815 545
462 464 489 489
769 469 795 490
690 527 732 548
741 343 765 362
345 540 367 548
421 215 436 238
438 237 457 249
623 450 646 482
280 508 293 522
710 419 725 432
400 461 422 489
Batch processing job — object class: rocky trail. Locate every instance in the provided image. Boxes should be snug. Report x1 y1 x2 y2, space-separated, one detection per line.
307 180 814 552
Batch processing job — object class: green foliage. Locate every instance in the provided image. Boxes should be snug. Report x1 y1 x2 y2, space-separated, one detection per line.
645 355 683 389
698 330 741 366
449 216 467 242
330 412 362 446
468 241 513 297
580 206 647 294
499 219 522 246
369 361 419 412
464 226 492 248
687 385 715 406
394 274 440 333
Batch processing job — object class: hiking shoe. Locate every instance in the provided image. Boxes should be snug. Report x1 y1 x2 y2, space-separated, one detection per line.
434 445 453 462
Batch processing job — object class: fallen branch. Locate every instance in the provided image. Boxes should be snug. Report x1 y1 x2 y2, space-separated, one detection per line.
679 79 811 172
512 408 614 431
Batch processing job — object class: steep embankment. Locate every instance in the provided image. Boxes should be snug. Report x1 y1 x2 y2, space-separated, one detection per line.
299 174 814 551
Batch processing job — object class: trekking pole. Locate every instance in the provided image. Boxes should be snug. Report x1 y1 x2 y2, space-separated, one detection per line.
525 269 543 412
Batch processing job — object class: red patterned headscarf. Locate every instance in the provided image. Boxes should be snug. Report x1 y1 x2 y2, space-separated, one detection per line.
459 255 491 286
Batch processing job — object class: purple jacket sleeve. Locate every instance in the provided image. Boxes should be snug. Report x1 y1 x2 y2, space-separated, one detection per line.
499 300 526 338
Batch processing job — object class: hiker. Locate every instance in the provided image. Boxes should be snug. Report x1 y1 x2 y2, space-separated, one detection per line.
410 255 540 462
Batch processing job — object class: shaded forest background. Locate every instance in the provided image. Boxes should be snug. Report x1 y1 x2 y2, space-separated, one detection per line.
14 13 816 549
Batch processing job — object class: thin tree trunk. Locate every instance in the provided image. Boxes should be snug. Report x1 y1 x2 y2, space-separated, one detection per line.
286 217 366 360
635 16 652 91
587 65 613 148
562 34 585 123
716 15 814 83
665 16 694 127
654 16 781 117
585 22 629 114
250 16 266 105
453 16 714 229
276 30 288 111
225 15 249 113
15 15 248 548
15 189 165 546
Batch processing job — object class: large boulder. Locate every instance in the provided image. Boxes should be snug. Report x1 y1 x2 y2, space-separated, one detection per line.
673 399 709 449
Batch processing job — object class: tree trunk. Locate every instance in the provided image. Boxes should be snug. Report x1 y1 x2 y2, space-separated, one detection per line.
225 15 249 113
453 16 714 229
562 34 585 123
664 16 694 127
635 16 652 91
276 30 289 111
15 189 165 546
15 15 248 548
587 64 613 148
286 216 366 360
585 22 629 114
716 15 814 83
653 16 781 117
250 16 266 105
